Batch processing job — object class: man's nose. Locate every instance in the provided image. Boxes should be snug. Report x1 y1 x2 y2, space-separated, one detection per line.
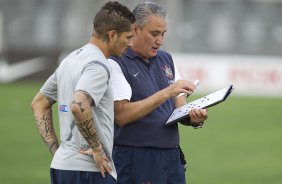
156 35 163 46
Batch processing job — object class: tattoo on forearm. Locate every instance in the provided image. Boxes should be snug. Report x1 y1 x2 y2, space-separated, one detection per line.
72 90 98 149
76 118 100 149
35 109 59 155
48 142 59 155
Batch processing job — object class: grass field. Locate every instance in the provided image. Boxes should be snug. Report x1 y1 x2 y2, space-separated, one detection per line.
0 82 281 184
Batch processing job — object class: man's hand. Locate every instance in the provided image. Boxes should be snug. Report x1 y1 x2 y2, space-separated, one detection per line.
166 79 196 98
180 109 208 127
79 146 112 178
190 109 208 125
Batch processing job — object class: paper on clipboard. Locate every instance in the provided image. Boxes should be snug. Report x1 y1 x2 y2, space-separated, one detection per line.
165 85 234 126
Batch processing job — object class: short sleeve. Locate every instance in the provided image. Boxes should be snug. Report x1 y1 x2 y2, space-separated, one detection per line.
109 59 132 101
173 61 186 97
40 71 58 101
174 61 182 82
76 61 109 106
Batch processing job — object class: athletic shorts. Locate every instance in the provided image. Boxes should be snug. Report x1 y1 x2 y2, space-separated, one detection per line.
50 168 116 184
113 146 186 184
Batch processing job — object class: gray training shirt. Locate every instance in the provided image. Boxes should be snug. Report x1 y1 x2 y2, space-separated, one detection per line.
40 43 117 180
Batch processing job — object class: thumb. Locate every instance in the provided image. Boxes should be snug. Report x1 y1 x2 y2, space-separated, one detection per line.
79 149 92 155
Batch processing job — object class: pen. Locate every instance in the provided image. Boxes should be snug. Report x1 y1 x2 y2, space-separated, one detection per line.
193 79 200 87
187 79 199 96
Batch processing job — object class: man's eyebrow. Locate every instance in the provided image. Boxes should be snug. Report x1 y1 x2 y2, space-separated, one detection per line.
150 30 161 34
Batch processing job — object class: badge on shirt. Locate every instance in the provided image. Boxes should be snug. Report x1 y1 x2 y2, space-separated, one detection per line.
59 105 68 112
162 65 173 79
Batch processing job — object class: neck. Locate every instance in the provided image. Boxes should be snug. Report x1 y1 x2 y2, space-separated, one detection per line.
89 34 110 58
131 46 150 63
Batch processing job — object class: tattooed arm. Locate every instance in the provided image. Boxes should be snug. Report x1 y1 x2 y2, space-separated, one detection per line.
70 90 111 178
70 90 101 149
31 92 59 156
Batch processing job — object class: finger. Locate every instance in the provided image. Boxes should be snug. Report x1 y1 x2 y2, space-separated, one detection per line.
197 109 208 121
179 88 194 96
104 162 112 173
189 110 197 123
103 157 110 162
79 149 91 155
100 166 105 178
177 88 190 95
176 80 195 91
190 109 202 123
102 156 111 172
202 109 208 119
190 109 199 120
196 109 204 119
186 90 193 96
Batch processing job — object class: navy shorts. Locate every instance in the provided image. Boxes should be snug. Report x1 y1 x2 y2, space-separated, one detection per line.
50 168 116 184
113 146 186 184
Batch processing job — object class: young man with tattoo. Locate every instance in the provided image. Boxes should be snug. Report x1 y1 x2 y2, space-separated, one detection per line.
31 1 135 183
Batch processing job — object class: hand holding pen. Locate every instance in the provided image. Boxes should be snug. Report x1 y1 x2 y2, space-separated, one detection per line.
187 79 200 96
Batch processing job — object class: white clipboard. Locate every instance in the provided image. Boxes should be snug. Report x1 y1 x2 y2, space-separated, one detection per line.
165 85 234 126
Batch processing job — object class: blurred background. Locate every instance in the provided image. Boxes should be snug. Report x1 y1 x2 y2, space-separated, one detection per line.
1 0 281 95
0 0 281 184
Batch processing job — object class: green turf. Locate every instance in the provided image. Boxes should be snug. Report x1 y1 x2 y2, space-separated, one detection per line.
180 94 282 184
0 82 281 184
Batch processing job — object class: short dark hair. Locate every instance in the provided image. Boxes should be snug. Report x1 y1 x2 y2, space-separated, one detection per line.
93 1 135 42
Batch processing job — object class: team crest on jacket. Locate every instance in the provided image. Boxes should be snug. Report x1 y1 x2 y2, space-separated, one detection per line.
162 65 173 79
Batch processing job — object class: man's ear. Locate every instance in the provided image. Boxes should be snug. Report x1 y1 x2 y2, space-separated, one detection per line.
108 30 117 41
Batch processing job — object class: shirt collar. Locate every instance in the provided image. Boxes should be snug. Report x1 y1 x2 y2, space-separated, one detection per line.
125 48 138 59
125 48 158 61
